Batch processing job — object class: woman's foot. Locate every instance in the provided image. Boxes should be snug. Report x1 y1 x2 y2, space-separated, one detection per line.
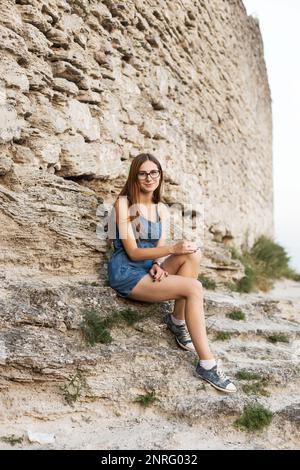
195 359 237 393
163 313 195 352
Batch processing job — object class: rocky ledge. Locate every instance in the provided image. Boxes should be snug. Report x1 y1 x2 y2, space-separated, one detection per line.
0 278 299 449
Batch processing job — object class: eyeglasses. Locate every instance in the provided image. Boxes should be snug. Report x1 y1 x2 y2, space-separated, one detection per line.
137 170 161 180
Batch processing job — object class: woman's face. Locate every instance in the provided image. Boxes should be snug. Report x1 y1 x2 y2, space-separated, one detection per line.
137 161 161 194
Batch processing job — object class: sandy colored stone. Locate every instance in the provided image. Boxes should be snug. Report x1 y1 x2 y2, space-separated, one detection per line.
0 0 273 277
0 2 297 450
0 279 299 449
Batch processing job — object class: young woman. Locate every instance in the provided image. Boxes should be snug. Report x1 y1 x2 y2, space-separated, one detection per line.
107 153 236 393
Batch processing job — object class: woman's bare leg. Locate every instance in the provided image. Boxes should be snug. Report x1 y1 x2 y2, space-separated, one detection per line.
128 273 213 360
161 251 201 321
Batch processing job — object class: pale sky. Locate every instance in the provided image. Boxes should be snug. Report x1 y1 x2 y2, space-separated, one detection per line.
243 0 300 272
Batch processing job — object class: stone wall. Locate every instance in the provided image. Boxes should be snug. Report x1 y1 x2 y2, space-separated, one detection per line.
0 0 273 278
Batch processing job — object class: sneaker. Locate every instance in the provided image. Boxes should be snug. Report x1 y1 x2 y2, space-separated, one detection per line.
163 313 195 352
195 359 237 393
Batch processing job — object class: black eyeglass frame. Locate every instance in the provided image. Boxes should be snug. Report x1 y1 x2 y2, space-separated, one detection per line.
137 170 161 180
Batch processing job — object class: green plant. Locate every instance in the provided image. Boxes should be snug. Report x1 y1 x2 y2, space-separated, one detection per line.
235 370 261 381
235 369 270 396
229 246 240 260
81 309 113 345
226 310 246 321
251 236 292 278
231 236 300 293
81 307 151 346
119 307 140 326
107 307 145 328
232 241 260 292
1 435 24 446
61 370 89 406
267 334 289 344
242 380 270 397
225 282 239 292
134 391 158 407
234 404 273 431
214 331 233 341
236 264 256 293
288 270 300 282
198 275 216 290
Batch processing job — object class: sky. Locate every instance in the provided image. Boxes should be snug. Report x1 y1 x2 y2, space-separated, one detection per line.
243 0 300 272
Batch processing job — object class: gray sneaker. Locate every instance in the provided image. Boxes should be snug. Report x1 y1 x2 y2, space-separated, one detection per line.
195 360 237 393
163 313 195 352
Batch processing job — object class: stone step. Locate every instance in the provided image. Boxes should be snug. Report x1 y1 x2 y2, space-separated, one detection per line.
0 280 300 448
74 341 300 424
207 318 299 340
1 286 298 377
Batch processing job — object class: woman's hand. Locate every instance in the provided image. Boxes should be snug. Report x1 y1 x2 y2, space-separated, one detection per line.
170 239 200 255
149 264 169 282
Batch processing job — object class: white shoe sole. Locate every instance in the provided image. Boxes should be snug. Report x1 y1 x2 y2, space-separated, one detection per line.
175 336 195 352
164 317 195 352
194 372 237 393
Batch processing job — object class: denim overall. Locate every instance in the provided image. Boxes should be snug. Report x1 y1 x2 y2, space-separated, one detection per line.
107 204 162 298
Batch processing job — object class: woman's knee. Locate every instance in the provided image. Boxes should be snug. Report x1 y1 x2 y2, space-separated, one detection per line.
176 249 201 263
185 250 202 263
184 278 203 298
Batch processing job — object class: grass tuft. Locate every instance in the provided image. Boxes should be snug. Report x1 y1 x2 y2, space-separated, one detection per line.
230 236 300 293
234 403 273 431
235 370 261 381
198 275 217 290
1 435 24 446
81 307 153 346
119 307 141 326
214 331 233 341
226 282 239 292
134 391 158 407
242 380 270 397
235 370 270 396
81 309 113 345
267 334 289 344
226 310 246 321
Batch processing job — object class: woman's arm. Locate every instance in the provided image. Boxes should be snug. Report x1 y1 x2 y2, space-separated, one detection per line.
115 198 174 262
153 202 171 264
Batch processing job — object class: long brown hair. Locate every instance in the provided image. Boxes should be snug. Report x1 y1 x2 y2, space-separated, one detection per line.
108 153 164 244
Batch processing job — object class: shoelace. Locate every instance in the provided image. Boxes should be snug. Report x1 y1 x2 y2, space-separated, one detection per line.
215 360 229 381
177 324 192 343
